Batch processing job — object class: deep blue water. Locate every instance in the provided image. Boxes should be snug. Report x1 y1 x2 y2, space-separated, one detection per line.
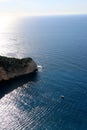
0 15 87 130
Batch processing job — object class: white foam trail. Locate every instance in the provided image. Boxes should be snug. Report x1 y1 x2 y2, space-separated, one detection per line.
37 65 44 72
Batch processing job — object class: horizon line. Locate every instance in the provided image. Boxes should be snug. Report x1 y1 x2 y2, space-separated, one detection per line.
0 13 87 17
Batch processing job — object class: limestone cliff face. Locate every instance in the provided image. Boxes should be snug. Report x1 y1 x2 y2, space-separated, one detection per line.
0 56 37 81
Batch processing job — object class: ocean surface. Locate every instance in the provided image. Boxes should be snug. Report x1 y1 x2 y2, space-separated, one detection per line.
0 15 87 130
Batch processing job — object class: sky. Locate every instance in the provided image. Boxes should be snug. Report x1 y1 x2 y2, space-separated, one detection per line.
0 0 87 16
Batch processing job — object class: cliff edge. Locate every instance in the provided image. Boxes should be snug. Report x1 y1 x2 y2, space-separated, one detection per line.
0 56 37 81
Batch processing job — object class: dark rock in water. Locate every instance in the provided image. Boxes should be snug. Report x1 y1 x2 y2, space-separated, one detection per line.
0 56 37 81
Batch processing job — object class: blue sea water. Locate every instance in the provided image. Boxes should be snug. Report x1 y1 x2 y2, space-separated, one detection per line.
0 15 87 130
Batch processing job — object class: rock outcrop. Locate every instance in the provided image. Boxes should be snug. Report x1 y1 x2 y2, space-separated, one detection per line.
0 56 37 81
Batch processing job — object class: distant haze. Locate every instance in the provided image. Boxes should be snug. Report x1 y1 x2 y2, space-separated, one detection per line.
0 0 87 16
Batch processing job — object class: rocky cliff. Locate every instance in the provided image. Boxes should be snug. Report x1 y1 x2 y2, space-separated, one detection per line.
0 56 37 81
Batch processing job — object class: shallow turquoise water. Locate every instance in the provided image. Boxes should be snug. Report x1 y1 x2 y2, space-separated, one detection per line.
0 15 87 130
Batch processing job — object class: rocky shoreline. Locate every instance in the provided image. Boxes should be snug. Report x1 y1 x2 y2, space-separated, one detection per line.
0 56 37 81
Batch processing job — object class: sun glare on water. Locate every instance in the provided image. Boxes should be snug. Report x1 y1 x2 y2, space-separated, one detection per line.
0 16 17 32
0 16 20 57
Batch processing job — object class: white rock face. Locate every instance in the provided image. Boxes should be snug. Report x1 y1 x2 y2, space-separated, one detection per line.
0 56 37 81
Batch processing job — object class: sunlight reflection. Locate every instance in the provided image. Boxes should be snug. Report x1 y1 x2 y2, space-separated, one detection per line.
0 16 37 58
0 16 16 33
0 16 26 58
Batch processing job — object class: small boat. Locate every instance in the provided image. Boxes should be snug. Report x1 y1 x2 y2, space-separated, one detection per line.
60 95 64 99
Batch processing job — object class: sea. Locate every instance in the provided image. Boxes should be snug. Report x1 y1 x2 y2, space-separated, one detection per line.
0 15 87 130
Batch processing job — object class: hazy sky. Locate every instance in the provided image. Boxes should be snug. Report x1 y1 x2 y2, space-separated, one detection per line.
0 0 87 16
